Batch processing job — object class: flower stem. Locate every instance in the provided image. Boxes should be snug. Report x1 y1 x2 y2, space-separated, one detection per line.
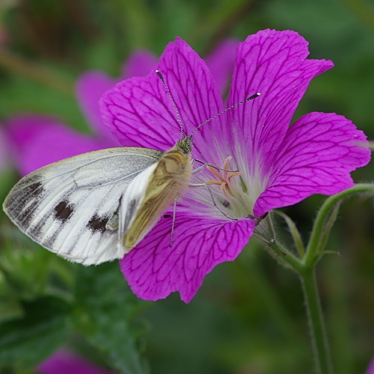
260 184 374 373
300 267 333 374
304 183 374 267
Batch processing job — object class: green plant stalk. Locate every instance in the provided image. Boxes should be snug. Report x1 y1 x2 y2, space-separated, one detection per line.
304 184 374 267
266 239 333 373
300 267 333 374
262 184 374 373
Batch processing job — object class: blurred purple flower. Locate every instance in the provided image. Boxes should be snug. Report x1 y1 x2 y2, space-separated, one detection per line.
101 29 370 302
6 114 106 176
37 350 115 374
366 358 374 374
7 42 238 176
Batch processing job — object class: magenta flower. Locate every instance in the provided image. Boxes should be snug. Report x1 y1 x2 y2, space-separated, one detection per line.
101 29 370 302
37 350 115 374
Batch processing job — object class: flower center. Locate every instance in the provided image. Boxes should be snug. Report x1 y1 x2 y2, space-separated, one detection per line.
203 156 265 219
205 157 242 197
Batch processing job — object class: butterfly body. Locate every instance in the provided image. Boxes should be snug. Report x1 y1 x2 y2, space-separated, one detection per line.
3 139 192 265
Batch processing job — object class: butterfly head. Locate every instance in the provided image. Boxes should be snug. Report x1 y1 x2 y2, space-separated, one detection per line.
176 135 193 155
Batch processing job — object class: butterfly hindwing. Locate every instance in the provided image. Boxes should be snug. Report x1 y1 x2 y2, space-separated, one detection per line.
3 147 163 265
120 144 193 250
117 162 158 253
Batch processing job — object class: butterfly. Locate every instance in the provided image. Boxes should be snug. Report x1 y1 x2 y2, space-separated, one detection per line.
3 135 193 265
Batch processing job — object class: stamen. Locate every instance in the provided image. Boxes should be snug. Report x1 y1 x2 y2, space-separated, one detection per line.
222 157 231 180
204 157 242 197
206 165 225 183
227 171 243 179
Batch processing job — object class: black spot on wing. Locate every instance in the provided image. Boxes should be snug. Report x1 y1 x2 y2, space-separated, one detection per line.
87 215 109 233
54 201 74 221
163 214 172 218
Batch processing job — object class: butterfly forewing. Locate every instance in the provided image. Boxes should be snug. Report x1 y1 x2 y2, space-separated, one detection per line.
3 147 163 265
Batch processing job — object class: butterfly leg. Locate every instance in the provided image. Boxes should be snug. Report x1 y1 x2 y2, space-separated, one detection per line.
189 183 236 220
192 158 239 174
167 196 179 247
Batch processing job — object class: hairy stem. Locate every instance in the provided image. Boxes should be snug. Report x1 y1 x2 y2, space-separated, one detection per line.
304 184 374 267
259 184 374 373
300 267 333 374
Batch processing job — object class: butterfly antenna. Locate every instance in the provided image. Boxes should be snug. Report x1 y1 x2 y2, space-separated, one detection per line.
156 70 186 138
191 92 261 136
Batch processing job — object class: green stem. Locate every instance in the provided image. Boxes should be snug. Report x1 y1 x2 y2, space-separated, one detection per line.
259 184 374 373
300 267 333 374
304 184 374 267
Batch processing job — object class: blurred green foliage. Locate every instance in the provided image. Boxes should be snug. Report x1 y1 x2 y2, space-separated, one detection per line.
0 0 373 373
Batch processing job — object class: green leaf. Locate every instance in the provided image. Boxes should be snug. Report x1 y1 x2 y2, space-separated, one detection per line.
73 262 149 374
274 210 305 258
0 295 71 369
254 213 303 273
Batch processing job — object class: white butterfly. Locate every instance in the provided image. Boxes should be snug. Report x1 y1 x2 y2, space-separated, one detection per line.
3 139 192 265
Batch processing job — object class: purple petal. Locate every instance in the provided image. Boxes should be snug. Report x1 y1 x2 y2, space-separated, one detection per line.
121 213 255 302
366 358 374 374
101 37 224 157
121 50 158 79
227 29 334 176
6 114 112 175
254 112 371 216
6 114 68 174
22 129 105 175
6 114 62 150
76 71 118 143
37 350 115 374
204 38 239 95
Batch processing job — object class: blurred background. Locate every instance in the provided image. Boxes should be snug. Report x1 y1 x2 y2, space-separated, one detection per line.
0 0 373 373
